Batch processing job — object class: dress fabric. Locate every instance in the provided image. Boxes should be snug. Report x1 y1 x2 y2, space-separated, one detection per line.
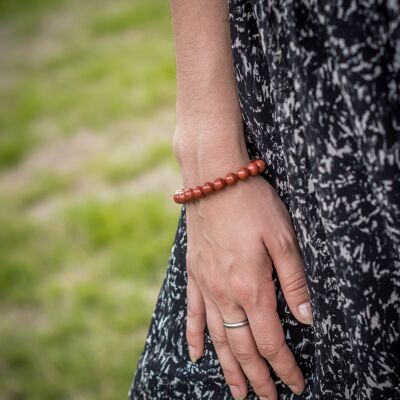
129 1 400 399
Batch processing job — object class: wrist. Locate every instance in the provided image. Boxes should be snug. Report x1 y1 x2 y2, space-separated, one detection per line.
173 125 250 186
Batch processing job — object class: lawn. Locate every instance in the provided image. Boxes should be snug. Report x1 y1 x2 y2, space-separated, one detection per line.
0 1 181 399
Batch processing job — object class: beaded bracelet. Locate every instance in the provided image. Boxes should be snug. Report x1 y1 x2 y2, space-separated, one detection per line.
172 159 266 204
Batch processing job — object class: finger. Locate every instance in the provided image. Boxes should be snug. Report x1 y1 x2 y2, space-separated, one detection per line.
222 304 277 400
265 229 313 325
245 275 305 396
186 277 206 362
205 299 248 400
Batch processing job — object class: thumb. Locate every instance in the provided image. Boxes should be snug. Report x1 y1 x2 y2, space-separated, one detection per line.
267 236 313 325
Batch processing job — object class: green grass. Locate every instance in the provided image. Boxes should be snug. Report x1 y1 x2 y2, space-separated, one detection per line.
66 195 178 282
100 141 175 183
90 1 171 34
0 1 180 399
0 0 176 169
19 172 74 206
0 194 179 399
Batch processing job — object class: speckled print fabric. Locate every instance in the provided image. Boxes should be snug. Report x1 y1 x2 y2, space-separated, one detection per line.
129 1 400 399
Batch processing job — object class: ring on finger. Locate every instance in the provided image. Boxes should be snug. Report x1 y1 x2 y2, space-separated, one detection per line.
223 319 249 329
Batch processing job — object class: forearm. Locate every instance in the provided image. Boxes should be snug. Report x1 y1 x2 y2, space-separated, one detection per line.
169 0 249 184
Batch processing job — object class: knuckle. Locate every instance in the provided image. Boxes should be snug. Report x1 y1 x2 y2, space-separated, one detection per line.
258 339 285 361
231 278 255 305
187 305 204 320
252 376 273 394
221 365 238 382
230 344 254 365
186 315 205 338
276 232 298 257
281 270 308 297
277 362 298 381
209 330 227 347
209 280 225 302
186 326 202 342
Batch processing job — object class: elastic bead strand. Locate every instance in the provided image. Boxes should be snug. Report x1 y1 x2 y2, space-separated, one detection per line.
172 159 266 204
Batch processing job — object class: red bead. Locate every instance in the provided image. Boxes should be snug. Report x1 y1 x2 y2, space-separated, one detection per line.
225 172 238 185
254 159 266 173
176 192 186 204
237 167 250 180
192 186 203 199
201 182 214 195
173 189 184 204
173 161 267 204
184 188 194 202
173 193 181 202
247 161 260 175
213 177 226 190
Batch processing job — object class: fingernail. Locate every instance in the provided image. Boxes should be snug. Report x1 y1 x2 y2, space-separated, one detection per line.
259 397 269 400
298 301 313 325
188 345 199 363
288 383 303 395
229 385 245 400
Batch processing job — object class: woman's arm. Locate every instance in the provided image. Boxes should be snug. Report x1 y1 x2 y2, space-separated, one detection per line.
170 1 312 399
171 0 248 178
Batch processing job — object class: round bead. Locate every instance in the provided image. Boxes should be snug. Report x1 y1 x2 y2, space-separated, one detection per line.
201 182 214 195
176 192 187 204
192 186 203 199
237 167 250 180
248 161 260 175
254 159 266 173
173 189 184 203
173 193 181 202
225 172 238 185
184 188 194 202
213 177 226 191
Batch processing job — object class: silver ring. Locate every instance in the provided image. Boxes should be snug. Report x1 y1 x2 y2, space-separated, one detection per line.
223 319 249 329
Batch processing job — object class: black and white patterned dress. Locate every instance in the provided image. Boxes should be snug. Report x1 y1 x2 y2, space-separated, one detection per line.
130 1 400 398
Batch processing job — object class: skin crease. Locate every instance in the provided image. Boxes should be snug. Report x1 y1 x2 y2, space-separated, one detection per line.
169 0 313 399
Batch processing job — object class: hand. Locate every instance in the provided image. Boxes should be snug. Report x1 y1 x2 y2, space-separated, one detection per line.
184 163 313 400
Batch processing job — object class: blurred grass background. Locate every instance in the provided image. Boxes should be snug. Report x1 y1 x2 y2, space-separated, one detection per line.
0 0 181 398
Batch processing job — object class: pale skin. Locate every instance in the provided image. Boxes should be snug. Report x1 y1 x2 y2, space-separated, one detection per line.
170 1 313 399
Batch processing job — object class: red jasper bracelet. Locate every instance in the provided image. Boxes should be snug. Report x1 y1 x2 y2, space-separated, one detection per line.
173 159 266 204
